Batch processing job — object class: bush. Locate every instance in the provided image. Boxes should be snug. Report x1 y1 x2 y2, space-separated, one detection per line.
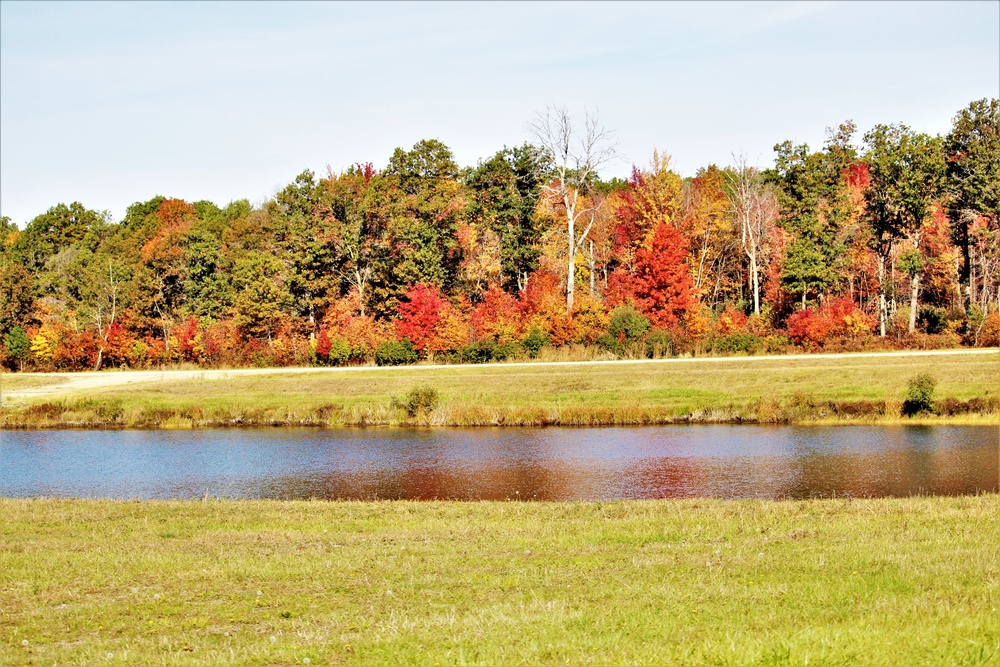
714 332 764 354
493 340 522 361
327 337 351 366
917 306 948 335
595 333 621 356
396 384 439 418
902 373 936 416
608 305 650 343
374 339 418 366
521 327 550 358
458 340 494 364
644 329 673 358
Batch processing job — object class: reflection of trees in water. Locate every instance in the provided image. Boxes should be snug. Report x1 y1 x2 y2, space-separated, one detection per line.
256 464 585 501
102 425 1000 501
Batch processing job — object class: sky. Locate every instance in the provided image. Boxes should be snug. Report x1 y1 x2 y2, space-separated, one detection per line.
1 1 998 227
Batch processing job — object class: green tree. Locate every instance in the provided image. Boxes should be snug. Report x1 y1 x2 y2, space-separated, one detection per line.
366 141 465 317
0 262 35 334
230 251 293 339
945 98 1000 313
770 122 860 305
4 326 31 371
465 144 548 291
863 124 946 336
11 202 108 271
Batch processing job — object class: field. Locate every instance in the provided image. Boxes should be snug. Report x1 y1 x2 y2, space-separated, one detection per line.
2 350 998 428
2 496 998 666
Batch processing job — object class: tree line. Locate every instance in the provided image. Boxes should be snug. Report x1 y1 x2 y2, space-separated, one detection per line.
1 99 997 371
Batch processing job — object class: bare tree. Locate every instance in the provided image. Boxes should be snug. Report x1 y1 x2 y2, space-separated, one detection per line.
528 105 617 313
727 155 779 315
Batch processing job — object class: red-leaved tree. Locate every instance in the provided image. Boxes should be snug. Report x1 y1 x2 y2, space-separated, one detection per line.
395 283 449 353
612 222 694 328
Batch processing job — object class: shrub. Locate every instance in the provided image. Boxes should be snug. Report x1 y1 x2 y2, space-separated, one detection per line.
521 327 550 358
493 340 522 361
785 308 832 347
595 333 621 356
458 340 493 364
917 306 948 335
902 373 936 416
714 332 764 354
374 339 418 366
397 384 439 418
327 337 351 366
975 312 1000 347
644 329 674 358
608 304 650 343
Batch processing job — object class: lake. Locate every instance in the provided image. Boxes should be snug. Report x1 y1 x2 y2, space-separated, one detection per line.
1 425 997 501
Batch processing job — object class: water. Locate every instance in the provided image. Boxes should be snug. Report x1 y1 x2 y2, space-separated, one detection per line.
1 426 997 501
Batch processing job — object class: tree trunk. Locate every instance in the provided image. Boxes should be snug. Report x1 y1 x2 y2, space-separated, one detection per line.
750 254 760 315
588 240 596 298
908 274 920 333
878 254 887 337
566 217 575 314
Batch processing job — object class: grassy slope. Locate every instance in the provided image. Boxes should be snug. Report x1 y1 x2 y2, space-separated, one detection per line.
2 496 998 666
2 352 998 427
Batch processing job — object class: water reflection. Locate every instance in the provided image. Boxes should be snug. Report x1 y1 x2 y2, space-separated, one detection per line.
1 426 996 501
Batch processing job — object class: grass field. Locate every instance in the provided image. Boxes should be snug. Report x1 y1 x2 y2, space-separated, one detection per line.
2 352 998 427
2 496 998 666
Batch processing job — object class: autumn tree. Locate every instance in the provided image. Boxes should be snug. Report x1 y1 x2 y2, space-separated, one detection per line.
529 106 617 312
613 222 694 328
863 124 946 335
679 165 739 308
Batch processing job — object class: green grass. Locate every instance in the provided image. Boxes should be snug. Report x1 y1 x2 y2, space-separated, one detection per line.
2 352 998 427
2 496 998 665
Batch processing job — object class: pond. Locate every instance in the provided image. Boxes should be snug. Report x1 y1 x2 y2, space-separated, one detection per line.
1 426 997 501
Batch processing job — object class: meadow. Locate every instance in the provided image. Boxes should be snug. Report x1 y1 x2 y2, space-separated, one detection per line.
2 496 998 666
1 351 998 428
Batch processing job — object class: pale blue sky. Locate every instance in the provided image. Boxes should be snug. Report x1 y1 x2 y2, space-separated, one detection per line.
2 1 998 226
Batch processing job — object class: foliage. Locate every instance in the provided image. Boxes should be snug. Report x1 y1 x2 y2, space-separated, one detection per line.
374 339 418 366
610 222 693 328
1 99 997 373
394 383 440 418
607 304 650 343
903 373 936 416
520 326 550 358
3 326 31 370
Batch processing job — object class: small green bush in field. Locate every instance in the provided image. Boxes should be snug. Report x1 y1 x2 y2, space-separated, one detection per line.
903 373 936 416
396 384 439 418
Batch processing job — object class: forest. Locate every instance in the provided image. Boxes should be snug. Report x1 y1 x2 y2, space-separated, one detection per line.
1 99 997 372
